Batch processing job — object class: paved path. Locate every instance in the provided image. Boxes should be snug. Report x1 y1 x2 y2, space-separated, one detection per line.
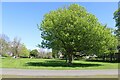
0 68 119 76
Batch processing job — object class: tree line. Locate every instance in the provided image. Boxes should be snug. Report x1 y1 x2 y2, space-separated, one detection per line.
0 34 52 58
0 34 29 57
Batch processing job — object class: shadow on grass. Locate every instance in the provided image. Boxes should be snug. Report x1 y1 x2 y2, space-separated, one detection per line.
86 60 120 63
25 60 102 67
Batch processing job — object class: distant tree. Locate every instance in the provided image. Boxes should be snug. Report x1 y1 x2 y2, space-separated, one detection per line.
39 4 118 64
46 52 53 59
10 37 21 57
30 49 38 58
0 34 10 56
19 44 30 58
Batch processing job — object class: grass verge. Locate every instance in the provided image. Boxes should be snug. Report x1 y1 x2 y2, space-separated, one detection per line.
1 57 119 70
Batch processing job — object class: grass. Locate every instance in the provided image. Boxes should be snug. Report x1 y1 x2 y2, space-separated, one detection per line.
0 57 119 70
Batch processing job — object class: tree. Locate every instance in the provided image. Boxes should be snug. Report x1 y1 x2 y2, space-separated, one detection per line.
19 44 30 58
52 49 60 58
10 37 21 57
114 7 120 44
113 3 120 62
30 49 38 58
114 2 120 39
0 34 10 56
39 4 118 64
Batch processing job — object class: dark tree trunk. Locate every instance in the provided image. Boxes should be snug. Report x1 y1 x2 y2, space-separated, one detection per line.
102 54 106 61
65 55 68 63
110 53 113 62
68 53 73 65
113 53 115 61
66 48 73 66
66 58 67 63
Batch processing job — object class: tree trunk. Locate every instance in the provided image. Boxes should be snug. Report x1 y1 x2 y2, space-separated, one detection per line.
68 53 73 65
110 53 113 62
113 53 115 61
102 54 106 61
65 55 68 63
16 49 19 57
66 49 73 66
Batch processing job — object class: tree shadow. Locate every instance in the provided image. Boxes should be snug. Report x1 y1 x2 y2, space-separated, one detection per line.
25 60 102 67
86 59 120 63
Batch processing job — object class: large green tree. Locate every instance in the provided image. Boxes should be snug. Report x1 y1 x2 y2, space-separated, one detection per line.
114 7 120 46
39 4 118 64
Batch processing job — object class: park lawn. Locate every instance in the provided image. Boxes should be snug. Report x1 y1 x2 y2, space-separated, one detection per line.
0 57 119 70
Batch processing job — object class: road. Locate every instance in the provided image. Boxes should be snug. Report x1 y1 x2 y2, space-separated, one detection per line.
0 68 119 76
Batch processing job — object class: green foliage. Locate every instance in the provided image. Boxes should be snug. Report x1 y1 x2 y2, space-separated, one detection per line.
39 4 118 63
2 53 10 57
52 49 59 58
0 34 30 58
114 8 120 29
114 8 120 45
30 49 38 58
19 44 30 58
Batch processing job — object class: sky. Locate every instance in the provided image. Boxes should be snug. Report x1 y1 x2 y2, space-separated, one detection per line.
2 2 118 50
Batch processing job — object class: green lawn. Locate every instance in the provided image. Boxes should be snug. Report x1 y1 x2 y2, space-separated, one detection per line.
0 57 119 70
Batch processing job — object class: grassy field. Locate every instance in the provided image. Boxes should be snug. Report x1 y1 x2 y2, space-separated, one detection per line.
0 57 119 70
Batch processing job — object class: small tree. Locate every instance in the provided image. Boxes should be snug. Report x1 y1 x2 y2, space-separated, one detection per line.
10 37 21 57
30 49 38 58
19 44 30 58
0 34 10 56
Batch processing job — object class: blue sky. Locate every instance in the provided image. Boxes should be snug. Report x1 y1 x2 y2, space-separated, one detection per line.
2 2 118 50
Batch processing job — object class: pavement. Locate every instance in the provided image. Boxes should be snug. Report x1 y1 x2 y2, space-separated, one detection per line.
0 68 119 76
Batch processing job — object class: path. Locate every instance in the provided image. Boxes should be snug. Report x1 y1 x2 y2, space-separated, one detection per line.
0 68 119 76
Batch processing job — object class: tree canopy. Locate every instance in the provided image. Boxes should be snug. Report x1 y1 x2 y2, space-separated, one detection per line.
39 4 118 64
19 44 30 58
114 7 120 45
30 49 39 58
0 34 10 56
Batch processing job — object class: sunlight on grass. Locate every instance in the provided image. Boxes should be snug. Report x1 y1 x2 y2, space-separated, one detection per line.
1 57 118 70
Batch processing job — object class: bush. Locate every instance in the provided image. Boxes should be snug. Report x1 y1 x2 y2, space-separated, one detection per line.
30 49 38 58
19 44 30 58
19 52 29 58
2 53 10 57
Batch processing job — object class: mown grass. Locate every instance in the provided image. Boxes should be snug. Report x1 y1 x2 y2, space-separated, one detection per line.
0 57 119 70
